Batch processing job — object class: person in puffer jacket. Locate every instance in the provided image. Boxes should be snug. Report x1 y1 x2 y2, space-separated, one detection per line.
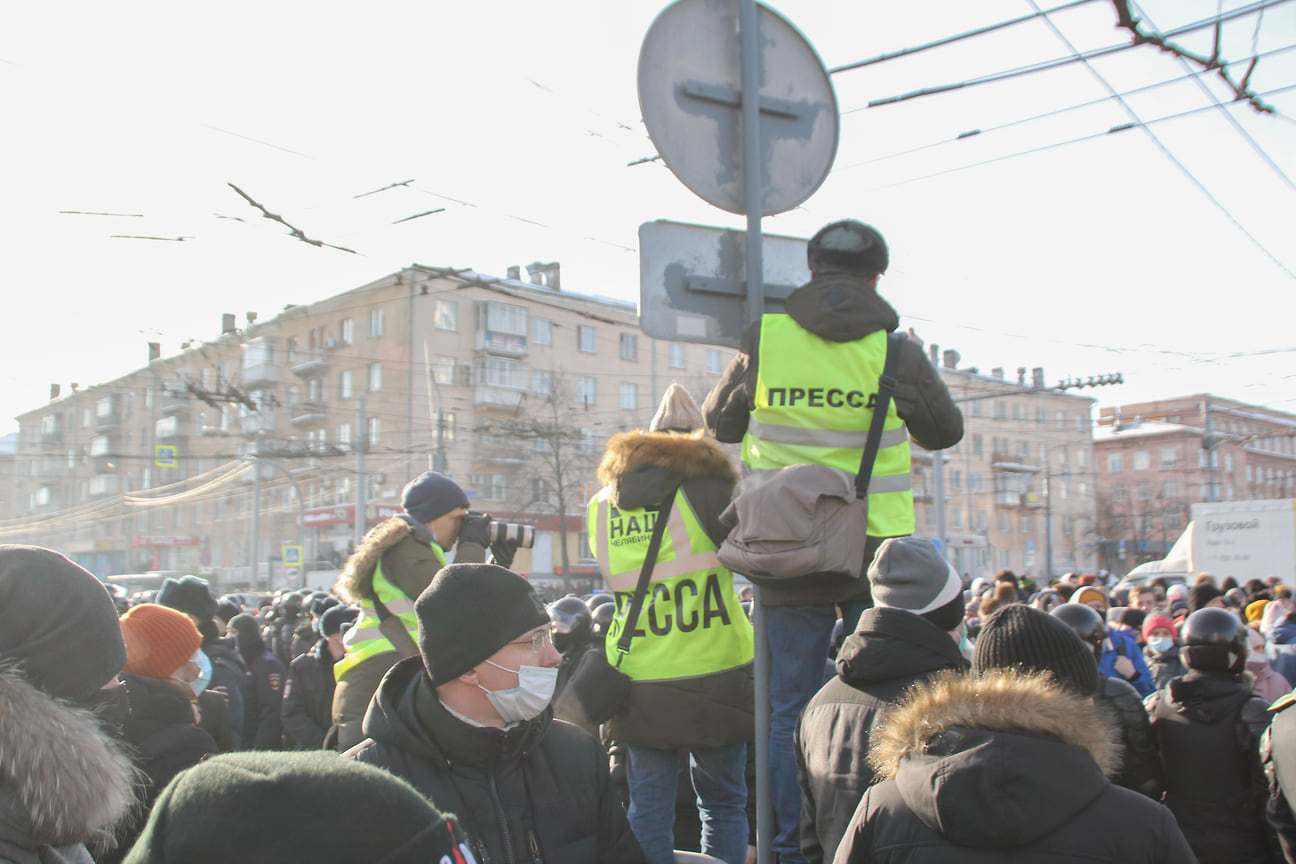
834 604 1195 863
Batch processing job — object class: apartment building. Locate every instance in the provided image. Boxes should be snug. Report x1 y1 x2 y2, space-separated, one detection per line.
8 264 734 592
1093 395 1296 572
911 346 1099 581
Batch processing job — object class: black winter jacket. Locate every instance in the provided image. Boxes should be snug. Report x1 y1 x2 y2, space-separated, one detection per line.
239 645 287 750
202 636 245 750
1096 675 1162 798
834 671 1197 863
1262 692 1296 863
346 657 647 864
282 638 337 750
1145 670 1274 864
702 273 963 607
795 607 967 864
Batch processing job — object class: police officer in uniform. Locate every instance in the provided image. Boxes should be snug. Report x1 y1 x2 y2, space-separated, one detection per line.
589 383 755 864
702 219 963 864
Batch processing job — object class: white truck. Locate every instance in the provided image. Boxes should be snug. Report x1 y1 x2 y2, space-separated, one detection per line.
1122 498 1296 587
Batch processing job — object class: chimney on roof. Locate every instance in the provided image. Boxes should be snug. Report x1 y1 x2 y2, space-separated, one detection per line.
507 265 521 280
222 313 237 334
929 343 940 365
1018 367 1027 385
1031 367 1045 389
148 342 161 363
49 384 60 401
942 349 960 370
525 261 561 291
992 367 1004 380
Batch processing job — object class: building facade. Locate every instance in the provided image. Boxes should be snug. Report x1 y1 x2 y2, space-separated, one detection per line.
912 347 1100 582
1093 395 1296 572
7 264 735 593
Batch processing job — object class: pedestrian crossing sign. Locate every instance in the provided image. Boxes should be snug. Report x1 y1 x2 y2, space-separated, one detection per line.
154 445 178 468
282 545 302 566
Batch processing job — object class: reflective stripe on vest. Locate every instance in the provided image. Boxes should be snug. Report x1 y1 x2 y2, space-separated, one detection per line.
333 542 446 681
587 486 753 682
742 316 914 536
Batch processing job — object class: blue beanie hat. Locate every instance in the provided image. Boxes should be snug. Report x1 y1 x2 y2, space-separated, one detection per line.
401 472 469 525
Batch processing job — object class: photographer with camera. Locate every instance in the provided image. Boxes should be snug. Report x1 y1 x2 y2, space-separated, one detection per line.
330 471 488 750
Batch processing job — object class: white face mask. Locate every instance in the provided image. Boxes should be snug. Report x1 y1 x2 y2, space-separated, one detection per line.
172 648 212 698
477 659 557 724
1148 637 1175 656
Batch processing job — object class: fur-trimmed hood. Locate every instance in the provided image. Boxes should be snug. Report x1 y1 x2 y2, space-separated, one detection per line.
335 515 427 603
597 430 736 512
867 670 1122 849
0 665 137 861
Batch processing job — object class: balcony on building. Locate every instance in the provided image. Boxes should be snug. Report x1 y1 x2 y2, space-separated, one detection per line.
474 330 528 357
240 409 277 436
990 452 1040 473
40 423 63 446
161 396 191 417
241 336 280 389
474 385 527 413
95 401 122 433
291 356 331 378
290 401 328 427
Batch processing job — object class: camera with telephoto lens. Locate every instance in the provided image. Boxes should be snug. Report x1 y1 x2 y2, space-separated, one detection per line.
463 511 535 548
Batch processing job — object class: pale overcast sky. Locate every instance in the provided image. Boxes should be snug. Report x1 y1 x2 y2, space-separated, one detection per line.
3 0 1294 435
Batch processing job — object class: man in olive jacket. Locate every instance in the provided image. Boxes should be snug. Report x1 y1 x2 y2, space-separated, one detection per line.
346 564 646 864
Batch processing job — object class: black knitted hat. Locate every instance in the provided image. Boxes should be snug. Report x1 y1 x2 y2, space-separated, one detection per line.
973 603 1099 696
157 574 218 622
401 471 469 525
122 751 473 864
320 604 359 638
417 564 550 686
1189 582 1225 612
0 545 127 699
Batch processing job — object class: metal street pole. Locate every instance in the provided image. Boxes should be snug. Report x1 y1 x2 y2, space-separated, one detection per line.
250 443 262 591
355 397 367 551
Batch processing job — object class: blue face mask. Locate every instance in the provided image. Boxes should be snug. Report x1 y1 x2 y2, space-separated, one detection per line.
188 649 213 698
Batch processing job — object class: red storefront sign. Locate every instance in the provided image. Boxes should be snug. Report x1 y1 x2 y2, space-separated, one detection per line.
131 536 201 547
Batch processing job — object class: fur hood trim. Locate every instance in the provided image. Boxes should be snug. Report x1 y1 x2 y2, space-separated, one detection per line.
0 664 138 849
335 516 414 603
597 430 736 488
869 669 1121 780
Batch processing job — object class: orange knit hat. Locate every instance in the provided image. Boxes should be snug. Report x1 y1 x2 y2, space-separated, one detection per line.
120 603 202 680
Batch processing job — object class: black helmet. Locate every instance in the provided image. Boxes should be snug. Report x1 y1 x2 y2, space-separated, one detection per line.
281 594 303 617
591 601 616 638
807 220 888 276
1050 603 1107 660
548 596 593 655
1180 607 1247 674
586 593 614 613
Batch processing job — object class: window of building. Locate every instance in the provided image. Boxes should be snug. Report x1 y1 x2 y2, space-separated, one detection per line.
1166 510 1183 532
972 473 986 493
706 349 723 375
368 362 382 392
1226 452 1234 472
434 300 457 331
620 333 638 362
578 325 596 353
477 356 524 388
1112 484 1126 503
369 308 384 338
1036 407 1046 426
580 428 598 455
1163 479 1178 499
950 470 962 491
472 473 506 501
1138 513 1152 534
972 434 983 456
1133 451 1149 471
338 370 353 399
976 510 987 530
1012 403 1022 421
1107 453 1123 474
577 376 597 406
1160 447 1176 468
1021 513 1032 533
969 400 982 417
995 401 1007 420
336 423 351 446
432 356 456 386
482 301 527 335
669 343 686 368
532 370 553 397
1056 411 1066 430
368 417 381 447
532 318 552 346
341 318 354 345
951 508 964 529
998 511 1010 532
620 383 638 410
441 413 457 443
925 507 936 528
1136 481 1151 501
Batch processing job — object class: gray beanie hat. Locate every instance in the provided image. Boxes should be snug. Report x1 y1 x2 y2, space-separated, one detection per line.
649 382 704 433
401 471 469 525
869 537 963 615
417 564 550 686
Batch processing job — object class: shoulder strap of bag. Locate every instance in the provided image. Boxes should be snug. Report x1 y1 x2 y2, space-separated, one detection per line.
614 493 676 669
856 332 901 499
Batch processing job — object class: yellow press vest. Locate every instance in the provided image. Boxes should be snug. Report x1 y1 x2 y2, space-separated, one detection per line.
741 315 914 537
333 542 447 681
588 486 753 682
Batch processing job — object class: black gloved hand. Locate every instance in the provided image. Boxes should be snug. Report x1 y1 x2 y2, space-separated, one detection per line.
457 513 493 549
490 540 517 569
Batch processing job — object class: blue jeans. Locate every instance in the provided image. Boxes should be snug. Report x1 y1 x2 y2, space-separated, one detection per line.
627 742 749 864
766 601 870 864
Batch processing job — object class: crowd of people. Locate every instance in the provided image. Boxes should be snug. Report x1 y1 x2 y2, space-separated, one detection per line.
9 218 1296 863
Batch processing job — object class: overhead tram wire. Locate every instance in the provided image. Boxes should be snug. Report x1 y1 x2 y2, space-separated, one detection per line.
837 45 1296 171
828 0 1102 74
1132 2 1296 196
858 0 1294 109
1025 0 1296 281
